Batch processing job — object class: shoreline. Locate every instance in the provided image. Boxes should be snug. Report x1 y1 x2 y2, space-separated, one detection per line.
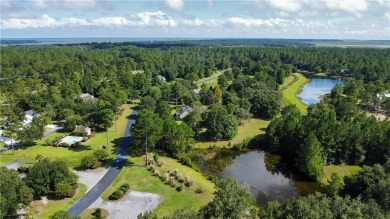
281 73 309 115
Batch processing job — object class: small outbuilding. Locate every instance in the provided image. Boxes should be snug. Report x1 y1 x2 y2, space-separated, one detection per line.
175 105 194 120
74 125 92 136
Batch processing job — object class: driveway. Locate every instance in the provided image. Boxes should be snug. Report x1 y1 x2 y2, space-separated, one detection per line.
88 191 162 219
68 109 138 217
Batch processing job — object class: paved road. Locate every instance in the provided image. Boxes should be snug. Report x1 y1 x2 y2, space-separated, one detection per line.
69 109 139 217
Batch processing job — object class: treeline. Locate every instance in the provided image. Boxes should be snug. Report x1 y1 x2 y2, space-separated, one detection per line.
265 80 390 180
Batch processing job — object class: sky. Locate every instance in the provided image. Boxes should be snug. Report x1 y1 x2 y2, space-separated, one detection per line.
1 0 390 39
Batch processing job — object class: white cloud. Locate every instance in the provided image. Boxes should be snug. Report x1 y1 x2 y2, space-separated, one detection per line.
266 0 302 12
165 0 184 11
325 0 368 14
1 12 177 29
385 12 390 19
29 0 112 11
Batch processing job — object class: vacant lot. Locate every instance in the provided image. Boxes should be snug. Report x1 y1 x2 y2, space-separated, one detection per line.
101 155 215 217
194 118 270 149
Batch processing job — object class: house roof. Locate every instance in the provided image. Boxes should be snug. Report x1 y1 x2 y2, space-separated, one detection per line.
74 125 91 132
80 93 95 100
175 105 194 116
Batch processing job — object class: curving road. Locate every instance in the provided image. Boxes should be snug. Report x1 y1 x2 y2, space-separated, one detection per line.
68 109 138 217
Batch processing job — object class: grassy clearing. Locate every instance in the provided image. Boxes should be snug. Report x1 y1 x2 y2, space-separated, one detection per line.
280 73 309 115
320 165 361 185
0 105 134 168
194 118 270 149
36 183 87 219
196 71 222 84
101 155 214 217
79 208 109 219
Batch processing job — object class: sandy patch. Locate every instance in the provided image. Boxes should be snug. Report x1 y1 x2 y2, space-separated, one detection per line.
88 191 162 219
75 169 109 192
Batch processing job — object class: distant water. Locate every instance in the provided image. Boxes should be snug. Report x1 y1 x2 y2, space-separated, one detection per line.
298 76 344 105
1 37 194 45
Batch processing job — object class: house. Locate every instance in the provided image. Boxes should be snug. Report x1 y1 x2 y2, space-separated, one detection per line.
157 75 166 82
175 105 194 119
80 93 95 101
193 89 201 94
375 91 390 108
21 110 39 127
74 125 91 136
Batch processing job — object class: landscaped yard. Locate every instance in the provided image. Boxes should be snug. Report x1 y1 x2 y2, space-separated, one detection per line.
32 183 87 219
100 155 215 217
280 73 309 115
0 104 134 168
320 165 361 185
194 118 270 149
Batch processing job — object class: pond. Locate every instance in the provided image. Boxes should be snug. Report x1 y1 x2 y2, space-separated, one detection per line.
297 76 344 105
195 150 323 206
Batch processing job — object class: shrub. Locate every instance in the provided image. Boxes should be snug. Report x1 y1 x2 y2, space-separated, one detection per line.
184 180 193 187
72 130 88 137
81 155 97 169
54 181 73 198
92 161 102 169
17 165 30 173
153 153 159 162
73 141 82 147
157 160 164 167
179 156 194 168
93 149 109 161
81 137 88 142
153 170 159 176
195 187 204 194
92 208 104 219
58 142 69 148
170 180 176 187
109 190 124 200
120 183 130 192
176 184 183 192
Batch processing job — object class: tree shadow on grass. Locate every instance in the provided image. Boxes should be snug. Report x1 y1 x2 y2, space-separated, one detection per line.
67 145 92 152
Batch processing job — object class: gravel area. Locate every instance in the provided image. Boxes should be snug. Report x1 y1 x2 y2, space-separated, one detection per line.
88 191 163 219
75 169 109 191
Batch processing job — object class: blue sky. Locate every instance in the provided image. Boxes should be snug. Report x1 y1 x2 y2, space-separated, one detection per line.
1 0 390 39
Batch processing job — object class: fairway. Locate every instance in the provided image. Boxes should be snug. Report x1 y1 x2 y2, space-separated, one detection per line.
100 155 215 217
0 104 134 168
194 118 270 149
280 73 309 115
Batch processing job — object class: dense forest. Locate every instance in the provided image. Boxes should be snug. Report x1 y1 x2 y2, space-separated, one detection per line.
1 42 390 218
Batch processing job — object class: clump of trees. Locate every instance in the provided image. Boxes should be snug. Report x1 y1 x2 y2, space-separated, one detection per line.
25 158 78 198
0 167 33 219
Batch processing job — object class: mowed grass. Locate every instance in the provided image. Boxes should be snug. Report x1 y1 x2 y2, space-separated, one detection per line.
280 73 309 115
194 118 270 149
79 208 109 219
320 165 361 185
37 183 87 219
196 71 222 84
0 104 134 168
100 155 215 217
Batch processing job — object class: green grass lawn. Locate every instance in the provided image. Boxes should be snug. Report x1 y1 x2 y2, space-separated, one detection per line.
280 73 309 115
0 141 6 148
100 155 215 217
79 208 109 219
0 104 134 168
194 118 270 149
37 183 87 219
195 71 222 88
320 165 361 185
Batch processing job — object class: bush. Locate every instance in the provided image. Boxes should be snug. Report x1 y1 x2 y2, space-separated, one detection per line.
72 130 88 137
92 161 103 169
73 141 82 147
54 181 73 198
109 190 124 200
81 137 88 142
153 153 159 162
17 165 30 173
195 187 204 194
120 183 130 192
157 160 164 167
153 170 159 176
176 184 183 192
93 149 109 161
179 156 194 168
58 142 69 148
92 208 104 219
81 155 97 169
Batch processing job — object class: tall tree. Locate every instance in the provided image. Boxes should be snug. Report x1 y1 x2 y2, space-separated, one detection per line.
0 167 33 219
297 133 324 180
199 178 254 219
130 109 163 165
203 105 238 140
